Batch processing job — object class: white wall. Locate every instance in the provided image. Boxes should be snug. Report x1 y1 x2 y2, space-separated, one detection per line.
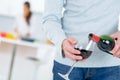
0 0 44 17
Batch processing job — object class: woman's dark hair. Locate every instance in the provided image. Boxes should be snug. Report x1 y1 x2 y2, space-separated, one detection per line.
24 1 32 25
24 1 30 8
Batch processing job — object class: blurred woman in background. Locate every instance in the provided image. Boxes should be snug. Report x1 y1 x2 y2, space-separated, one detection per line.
14 1 36 38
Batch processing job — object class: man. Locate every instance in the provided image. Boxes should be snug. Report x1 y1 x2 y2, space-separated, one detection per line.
43 0 120 80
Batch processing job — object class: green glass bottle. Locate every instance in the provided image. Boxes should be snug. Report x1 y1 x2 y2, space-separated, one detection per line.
89 33 115 55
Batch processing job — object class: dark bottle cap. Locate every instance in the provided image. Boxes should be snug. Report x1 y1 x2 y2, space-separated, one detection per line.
89 33 100 43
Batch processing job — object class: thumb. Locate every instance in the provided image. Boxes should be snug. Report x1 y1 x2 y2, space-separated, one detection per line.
68 37 78 45
112 43 119 54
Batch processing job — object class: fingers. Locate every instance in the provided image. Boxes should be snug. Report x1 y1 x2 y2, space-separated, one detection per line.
68 37 78 45
111 31 120 38
65 45 80 54
64 50 83 61
112 43 120 54
111 32 120 58
113 44 120 57
62 37 83 61
63 38 80 54
113 49 120 58
111 36 120 58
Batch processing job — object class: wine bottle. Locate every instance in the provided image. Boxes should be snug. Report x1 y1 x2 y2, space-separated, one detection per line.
89 33 115 55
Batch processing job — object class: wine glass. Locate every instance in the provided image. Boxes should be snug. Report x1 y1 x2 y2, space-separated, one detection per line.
58 40 93 80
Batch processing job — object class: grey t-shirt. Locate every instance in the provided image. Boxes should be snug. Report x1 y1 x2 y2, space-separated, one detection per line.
43 0 120 67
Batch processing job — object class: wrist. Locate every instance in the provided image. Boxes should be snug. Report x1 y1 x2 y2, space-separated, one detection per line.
61 39 67 58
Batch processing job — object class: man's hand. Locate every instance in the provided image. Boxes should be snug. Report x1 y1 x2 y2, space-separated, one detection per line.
111 31 120 58
62 37 83 61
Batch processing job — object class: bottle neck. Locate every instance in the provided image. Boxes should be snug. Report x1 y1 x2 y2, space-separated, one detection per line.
89 33 100 43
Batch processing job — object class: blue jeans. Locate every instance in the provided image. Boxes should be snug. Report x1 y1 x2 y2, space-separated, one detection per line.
53 61 120 80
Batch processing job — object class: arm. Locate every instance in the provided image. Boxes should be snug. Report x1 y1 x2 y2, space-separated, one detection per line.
43 0 66 45
13 20 30 38
13 18 20 37
43 0 82 60
42 0 66 57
